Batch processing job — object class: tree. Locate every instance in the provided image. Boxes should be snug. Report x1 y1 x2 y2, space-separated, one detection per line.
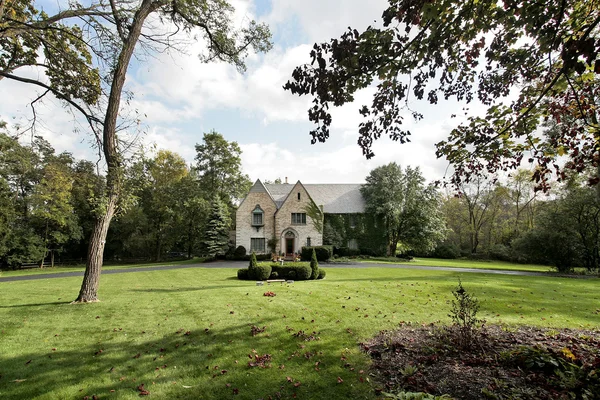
0 1 102 109
284 0 600 192
140 150 188 261
60 1 270 303
195 131 252 204
30 161 82 267
202 194 231 258
361 163 445 255
310 248 319 280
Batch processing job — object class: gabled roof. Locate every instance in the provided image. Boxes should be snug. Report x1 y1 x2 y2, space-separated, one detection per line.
239 179 277 209
263 183 365 213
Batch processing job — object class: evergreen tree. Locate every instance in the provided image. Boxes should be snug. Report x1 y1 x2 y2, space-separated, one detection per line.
203 194 231 258
310 248 319 280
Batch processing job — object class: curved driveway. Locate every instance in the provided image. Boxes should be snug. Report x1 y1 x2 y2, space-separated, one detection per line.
0 260 575 283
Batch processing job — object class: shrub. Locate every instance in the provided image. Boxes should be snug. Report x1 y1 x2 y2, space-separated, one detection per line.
448 279 481 349
249 252 258 269
293 264 312 280
489 244 513 262
234 246 247 258
237 268 250 280
249 264 272 280
310 248 319 279
269 262 312 280
432 243 460 259
301 246 332 261
317 269 326 279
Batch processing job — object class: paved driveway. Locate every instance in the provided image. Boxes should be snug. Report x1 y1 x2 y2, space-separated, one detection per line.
0 260 568 283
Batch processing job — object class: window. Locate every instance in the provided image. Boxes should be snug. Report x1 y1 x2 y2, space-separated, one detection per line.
252 205 264 226
251 238 265 253
349 214 357 228
348 239 358 250
297 192 301 201
291 213 306 225
306 237 311 247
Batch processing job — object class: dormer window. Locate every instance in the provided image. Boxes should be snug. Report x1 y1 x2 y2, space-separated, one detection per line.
252 205 264 229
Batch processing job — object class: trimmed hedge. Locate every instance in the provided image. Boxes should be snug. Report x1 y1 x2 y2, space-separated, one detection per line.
236 262 325 282
237 268 249 280
270 263 312 280
249 264 271 280
310 248 319 279
301 246 332 262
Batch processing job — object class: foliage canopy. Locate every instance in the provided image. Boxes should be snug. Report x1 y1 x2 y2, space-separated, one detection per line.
284 0 600 191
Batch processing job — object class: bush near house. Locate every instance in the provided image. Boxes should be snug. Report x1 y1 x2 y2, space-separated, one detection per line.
310 248 319 279
236 262 325 281
249 264 272 280
301 246 332 262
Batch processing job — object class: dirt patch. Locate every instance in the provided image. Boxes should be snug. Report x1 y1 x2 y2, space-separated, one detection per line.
362 324 600 399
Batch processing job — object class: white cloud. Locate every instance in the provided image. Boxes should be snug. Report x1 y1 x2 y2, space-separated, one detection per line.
265 0 389 43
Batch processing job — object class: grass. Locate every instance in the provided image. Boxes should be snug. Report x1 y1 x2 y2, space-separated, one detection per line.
359 257 555 273
0 258 203 278
0 266 598 399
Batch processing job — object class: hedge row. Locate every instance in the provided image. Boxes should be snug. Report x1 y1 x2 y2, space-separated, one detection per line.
237 262 326 281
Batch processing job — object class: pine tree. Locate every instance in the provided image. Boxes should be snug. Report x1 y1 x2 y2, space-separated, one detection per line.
203 194 231 258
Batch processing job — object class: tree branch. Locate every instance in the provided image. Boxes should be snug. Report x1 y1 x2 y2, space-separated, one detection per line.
0 71 103 129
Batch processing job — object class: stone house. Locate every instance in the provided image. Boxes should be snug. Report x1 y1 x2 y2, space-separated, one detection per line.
236 179 372 257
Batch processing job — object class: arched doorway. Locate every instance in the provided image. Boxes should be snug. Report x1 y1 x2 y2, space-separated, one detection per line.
284 230 296 258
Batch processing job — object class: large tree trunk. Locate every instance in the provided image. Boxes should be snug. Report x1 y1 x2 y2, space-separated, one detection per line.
73 0 161 303
74 195 117 302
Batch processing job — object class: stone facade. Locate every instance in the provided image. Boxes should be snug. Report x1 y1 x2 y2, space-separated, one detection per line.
236 180 366 256
274 182 322 255
235 182 277 254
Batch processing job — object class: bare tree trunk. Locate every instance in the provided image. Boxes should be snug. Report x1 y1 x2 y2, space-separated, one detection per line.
74 195 117 302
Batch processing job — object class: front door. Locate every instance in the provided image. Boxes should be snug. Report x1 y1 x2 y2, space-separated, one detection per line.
285 238 294 256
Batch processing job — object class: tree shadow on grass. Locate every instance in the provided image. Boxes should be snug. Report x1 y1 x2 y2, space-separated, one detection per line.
0 301 71 309
129 284 243 293
0 318 373 399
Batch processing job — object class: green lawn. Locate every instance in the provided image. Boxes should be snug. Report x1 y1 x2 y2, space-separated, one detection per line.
0 258 203 278
361 257 555 273
0 267 598 399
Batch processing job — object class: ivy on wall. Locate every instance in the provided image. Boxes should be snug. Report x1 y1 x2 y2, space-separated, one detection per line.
323 213 386 256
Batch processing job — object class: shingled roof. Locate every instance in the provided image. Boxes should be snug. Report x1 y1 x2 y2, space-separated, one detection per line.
263 183 365 213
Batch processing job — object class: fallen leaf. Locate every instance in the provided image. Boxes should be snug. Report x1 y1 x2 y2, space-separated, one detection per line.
137 383 150 396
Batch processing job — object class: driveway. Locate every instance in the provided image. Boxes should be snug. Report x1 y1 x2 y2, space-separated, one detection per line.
0 260 568 283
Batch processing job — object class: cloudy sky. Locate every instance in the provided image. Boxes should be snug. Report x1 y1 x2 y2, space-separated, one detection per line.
1 0 469 184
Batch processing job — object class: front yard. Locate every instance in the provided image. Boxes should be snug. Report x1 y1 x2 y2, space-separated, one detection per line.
0 266 597 399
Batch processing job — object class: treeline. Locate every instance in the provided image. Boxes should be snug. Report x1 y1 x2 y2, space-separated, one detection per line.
437 173 600 272
0 130 249 268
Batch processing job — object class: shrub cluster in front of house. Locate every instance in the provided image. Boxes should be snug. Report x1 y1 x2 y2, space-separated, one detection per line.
237 261 325 281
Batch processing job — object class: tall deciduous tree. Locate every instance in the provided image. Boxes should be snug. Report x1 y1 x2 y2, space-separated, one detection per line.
2 1 271 301
142 150 188 261
195 131 252 204
30 161 82 266
284 0 600 191
361 163 445 255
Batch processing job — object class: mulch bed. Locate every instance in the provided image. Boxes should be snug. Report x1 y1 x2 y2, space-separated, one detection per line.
361 324 600 399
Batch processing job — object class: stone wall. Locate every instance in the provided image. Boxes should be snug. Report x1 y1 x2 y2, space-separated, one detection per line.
235 191 277 254
274 183 322 255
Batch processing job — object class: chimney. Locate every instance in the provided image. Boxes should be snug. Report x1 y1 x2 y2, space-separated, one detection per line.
285 177 288 184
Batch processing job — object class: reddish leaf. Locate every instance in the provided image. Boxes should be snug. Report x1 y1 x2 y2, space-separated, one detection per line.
137 383 150 396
